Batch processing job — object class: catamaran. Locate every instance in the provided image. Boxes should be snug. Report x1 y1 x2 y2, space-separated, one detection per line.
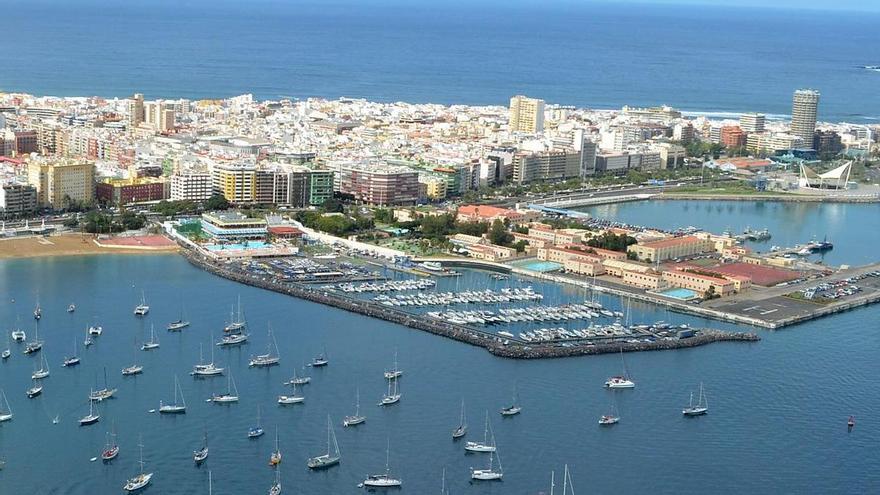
465 412 496 453
192 342 224 377
123 439 153 492
383 349 402 379
283 366 311 386
378 376 401 406
88 325 103 336
11 328 26 342
134 290 150 316
209 373 239 403
500 385 521 416
62 337 80 367
360 440 401 488
31 353 50 379
0 390 13 422
269 427 282 466
604 349 635 389
159 375 187 414
102 426 120 461
193 430 209 464
308 415 341 469
79 399 100 426
470 420 503 481
452 398 467 439
224 297 246 334
141 325 160 351
277 381 304 405
343 388 366 427
26 379 42 398
249 326 280 367
682 382 708 416
249 406 265 438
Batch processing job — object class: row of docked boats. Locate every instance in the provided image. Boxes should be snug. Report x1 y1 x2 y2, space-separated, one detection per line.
375 287 543 307
333 278 436 293
428 303 619 326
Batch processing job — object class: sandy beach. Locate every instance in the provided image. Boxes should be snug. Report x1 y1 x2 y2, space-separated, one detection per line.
0 233 179 259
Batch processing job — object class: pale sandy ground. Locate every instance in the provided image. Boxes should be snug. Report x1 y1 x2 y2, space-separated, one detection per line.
0 233 178 259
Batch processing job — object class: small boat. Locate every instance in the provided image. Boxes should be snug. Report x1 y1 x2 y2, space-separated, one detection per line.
123 439 153 492
102 427 120 461
307 415 341 469
268 470 282 495
465 412 496 453
159 375 187 414
283 366 311 386
33 300 41 320
26 380 43 398
248 406 265 438
31 354 50 379
249 326 280 367
309 349 328 367
343 388 366 427
599 414 620 425
133 290 150 316
0 390 13 422
848 416 856 428
360 440 401 488
193 431 209 464
452 399 467 439
67 303 76 313
11 329 26 342
79 400 100 426
0 349 9 360
209 374 239 403
604 349 635 389
500 385 521 416
378 376 401 406
682 382 709 416
269 427 282 466
383 349 403 379
88 325 103 336
192 342 224 377
122 364 144 376
63 338 80 367
84 335 93 347
277 381 304 404
470 420 503 481
141 325 160 351
52 414 59 424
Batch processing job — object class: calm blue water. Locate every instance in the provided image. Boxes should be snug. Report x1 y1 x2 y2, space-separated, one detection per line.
580 200 880 266
1 1 879 122
0 208 878 494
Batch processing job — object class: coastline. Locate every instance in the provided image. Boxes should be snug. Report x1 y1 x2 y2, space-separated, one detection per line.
658 192 880 203
0 233 179 260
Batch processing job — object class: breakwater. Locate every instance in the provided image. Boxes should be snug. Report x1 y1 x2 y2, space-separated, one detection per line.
182 249 759 359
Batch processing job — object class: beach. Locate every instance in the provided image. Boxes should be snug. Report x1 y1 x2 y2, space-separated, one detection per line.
0 233 178 259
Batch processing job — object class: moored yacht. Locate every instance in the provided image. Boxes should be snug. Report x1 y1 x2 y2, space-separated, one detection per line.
158 375 187 414
249 327 280 367
133 290 150 316
79 400 100 426
343 388 366 427
307 416 341 469
682 382 709 416
465 412 496 453
360 441 401 488
209 374 239 403
123 439 153 492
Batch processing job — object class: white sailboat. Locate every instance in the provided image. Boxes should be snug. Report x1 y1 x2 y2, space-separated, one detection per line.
31 353 50 379
123 438 153 492
378 375 401 406
599 399 620 425
141 325 160 351
79 399 100 426
216 332 248 347
62 337 80 367
269 426 282 466
465 411 496 453
470 420 503 481
159 375 187 414
223 296 246 334
360 440 402 488
23 323 42 354
604 349 635 388
268 470 281 495
283 365 310 386
343 388 366 427
193 430 209 464
383 349 402 379
192 341 224 377
134 290 150 316
249 326 280 367
121 364 144 376
308 415 341 469
167 306 190 331
500 384 521 416
26 379 42 398
2 333 10 360
452 398 467 439
90 368 120 400
277 380 304 405
248 406 265 438
682 382 709 416
0 390 13 422
209 373 239 403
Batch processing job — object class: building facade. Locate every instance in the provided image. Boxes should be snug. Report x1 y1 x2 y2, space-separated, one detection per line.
791 89 820 149
508 95 545 134
0 183 37 217
170 172 213 201
27 159 96 209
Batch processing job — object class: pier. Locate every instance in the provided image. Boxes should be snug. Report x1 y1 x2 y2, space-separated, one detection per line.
182 249 758 359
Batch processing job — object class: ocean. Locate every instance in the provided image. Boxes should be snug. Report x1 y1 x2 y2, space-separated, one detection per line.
0 201 878 493
0 1 879 122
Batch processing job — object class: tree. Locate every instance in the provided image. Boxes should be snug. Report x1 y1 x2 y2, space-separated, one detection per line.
204 194 230 211
321 198 344 213
373 208 394 224
456 221 489 237
488 219 513 246
512 240 528 253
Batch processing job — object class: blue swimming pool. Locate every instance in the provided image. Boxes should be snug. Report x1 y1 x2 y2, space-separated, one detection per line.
658 287 699 300
204 241 270 251
510 259 563 273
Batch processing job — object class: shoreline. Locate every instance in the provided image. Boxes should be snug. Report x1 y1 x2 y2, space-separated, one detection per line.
0 233 179 260
657 193 880 203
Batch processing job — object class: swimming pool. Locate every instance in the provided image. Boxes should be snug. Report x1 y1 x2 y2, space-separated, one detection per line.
510 259 563 273
658 287 700 300
204 241 270 251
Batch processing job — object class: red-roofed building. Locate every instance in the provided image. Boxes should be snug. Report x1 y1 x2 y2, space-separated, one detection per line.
268 226 303 239
456 205 537 224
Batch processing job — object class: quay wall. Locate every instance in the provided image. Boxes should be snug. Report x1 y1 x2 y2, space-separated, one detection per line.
181 249 758 359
